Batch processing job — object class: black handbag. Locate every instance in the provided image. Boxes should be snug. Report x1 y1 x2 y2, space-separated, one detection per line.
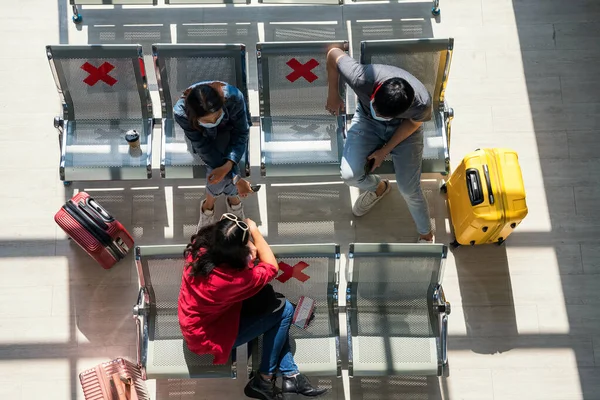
241 284 286 317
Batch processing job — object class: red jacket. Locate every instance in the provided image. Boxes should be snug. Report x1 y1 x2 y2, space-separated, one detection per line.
178 253 278 364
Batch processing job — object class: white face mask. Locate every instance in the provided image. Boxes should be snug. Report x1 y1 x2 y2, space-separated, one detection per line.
198 109 224 128
370 100 393 122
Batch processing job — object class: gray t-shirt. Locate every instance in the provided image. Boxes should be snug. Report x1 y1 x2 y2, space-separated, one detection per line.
337 55 432 122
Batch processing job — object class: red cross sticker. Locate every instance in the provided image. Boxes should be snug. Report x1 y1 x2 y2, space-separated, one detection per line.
81 62 118 87
286 58 319 83
276 261 310 283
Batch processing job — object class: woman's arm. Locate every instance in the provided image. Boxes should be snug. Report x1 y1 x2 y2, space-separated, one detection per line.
246 219 278 270
224 88 250 175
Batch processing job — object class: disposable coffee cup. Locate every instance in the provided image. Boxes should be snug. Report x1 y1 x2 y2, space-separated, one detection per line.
125 130 141 148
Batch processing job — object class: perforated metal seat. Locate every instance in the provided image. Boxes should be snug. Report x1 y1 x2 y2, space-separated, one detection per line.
257 41 347 177
153 44 250 179
133 245 236 379
350 0 442 15
249 244 341 376
47 45 154 183
347 243 450 377
166 0 248 3
360 38 454 175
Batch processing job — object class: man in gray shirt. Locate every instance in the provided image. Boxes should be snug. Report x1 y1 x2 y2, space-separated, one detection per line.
326 48 433 242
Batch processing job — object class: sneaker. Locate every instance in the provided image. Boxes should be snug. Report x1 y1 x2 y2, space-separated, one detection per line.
227 196 245 220
352 179 391 217
244 373 282 400
417 234 435 244
197 199 215 232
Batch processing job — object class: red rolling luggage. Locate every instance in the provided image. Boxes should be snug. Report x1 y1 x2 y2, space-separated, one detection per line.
79 358 150 400
55 192 133 269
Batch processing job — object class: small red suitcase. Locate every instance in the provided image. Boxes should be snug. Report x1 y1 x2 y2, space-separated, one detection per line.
55 192 134 269
79 358 150 400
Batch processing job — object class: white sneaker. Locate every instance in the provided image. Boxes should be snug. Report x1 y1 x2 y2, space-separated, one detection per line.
226 196 245 220
352 180 391 217
417 235 435 244
197 199 215 232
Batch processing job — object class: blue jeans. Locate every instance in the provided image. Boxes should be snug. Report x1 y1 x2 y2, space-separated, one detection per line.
234 300 299 376
205 166 238 198
340 106 432 235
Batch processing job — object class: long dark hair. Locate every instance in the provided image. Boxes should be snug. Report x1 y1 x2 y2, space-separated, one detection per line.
183 83 225 132
184 219 250 277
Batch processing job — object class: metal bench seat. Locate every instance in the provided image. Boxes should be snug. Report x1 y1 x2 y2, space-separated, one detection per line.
153 44 250 179
133 245 236 379
47 44 154 183
347 243 450 377
360 38 454 176
249 244 341 377
257 41 348 177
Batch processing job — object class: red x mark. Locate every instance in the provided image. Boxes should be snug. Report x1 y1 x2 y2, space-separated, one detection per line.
81 62 118 87
286 58 319 83
277 261 310 283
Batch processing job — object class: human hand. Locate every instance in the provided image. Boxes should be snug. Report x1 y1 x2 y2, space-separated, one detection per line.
367 148 389 172
208 161 233 184
325 92 345 116
235 178 255 198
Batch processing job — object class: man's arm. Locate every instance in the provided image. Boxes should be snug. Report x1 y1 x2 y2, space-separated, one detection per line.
381 119 423 153
325 48 351 115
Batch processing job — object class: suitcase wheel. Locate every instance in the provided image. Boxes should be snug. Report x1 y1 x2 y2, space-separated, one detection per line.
63 181 72 187
439 182 447 193
450 240 460 249
72 14 83 24
496 238 505 246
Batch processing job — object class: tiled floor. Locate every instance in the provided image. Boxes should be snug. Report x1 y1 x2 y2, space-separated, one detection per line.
1 0 600 398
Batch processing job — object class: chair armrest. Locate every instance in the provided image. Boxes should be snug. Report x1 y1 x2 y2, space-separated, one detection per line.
132 287 150 379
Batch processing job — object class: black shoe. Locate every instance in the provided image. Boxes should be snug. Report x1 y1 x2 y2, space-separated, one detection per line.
282 374 328 397
244 372 283 400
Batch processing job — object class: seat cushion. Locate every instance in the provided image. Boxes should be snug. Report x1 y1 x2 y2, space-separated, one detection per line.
63 118 152 180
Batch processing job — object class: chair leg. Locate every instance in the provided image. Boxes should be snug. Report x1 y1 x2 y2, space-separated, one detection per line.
432 0 440 15
72 4 82 24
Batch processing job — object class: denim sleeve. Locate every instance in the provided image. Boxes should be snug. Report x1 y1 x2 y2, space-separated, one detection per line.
224 88 250 176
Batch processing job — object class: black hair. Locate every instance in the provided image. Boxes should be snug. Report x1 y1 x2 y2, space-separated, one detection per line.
184 218 250 277
184 83 225 131
372 77 415 118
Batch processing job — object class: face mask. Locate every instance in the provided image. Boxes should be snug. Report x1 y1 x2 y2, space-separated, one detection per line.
370 100 393 122
198 110 224 128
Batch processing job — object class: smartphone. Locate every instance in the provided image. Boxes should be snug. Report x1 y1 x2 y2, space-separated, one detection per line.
364 158 375 175
250 185 262 193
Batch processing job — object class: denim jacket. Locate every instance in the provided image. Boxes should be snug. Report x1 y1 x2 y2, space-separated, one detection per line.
174 81 251 178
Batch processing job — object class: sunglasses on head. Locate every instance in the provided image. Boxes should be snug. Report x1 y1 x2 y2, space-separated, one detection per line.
220 213 249 242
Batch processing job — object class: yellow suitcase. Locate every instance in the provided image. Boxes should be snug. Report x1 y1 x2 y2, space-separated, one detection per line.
442 148 528 246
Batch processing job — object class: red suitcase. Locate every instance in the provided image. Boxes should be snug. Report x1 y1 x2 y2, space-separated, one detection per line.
79 358 150 400
55 192 134 269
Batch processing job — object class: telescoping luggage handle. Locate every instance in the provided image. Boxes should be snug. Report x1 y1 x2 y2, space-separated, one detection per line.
466 167 494 206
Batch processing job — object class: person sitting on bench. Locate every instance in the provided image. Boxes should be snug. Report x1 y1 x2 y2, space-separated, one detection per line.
174 81 256 232
178 214 327 400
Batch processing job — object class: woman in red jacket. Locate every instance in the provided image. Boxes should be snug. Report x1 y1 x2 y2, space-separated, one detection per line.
178 213 327 400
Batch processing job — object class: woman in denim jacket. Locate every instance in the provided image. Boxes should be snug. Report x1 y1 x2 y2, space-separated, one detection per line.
174 81 255 231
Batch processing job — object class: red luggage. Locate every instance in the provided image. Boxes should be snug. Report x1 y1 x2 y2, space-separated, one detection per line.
79 358 150 400
55 192 134 269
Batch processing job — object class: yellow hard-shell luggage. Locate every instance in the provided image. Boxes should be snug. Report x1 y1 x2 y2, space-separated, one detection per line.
443 148 528 246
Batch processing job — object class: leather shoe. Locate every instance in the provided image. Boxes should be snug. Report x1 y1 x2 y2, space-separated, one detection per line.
282 374 328 397
244 372 282 400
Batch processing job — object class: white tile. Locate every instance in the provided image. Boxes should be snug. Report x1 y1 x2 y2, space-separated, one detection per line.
449 305 540 336
0 286 53 318
22 380 72 400
0 316 73 345
492 367 600 400
0 381 21 400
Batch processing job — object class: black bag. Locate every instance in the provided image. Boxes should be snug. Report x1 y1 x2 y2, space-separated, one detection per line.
241 284 286 317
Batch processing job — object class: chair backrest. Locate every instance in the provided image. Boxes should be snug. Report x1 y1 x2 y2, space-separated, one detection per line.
153 44 249 119
348 243 447 337
46 44 152 121
166 0 247 4
257 41 347 118
360 38 453 109
71 0 157 4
